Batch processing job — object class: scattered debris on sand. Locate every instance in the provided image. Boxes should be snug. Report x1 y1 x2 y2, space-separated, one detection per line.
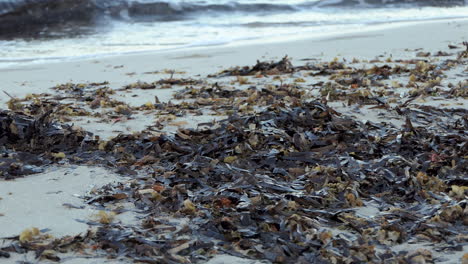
1 45 467 263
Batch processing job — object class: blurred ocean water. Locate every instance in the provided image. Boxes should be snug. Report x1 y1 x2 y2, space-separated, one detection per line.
0 0 467 67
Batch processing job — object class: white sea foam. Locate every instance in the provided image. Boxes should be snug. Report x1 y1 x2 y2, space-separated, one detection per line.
0 2 467 68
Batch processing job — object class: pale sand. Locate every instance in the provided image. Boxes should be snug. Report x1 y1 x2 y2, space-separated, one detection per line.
0 18 467 263
0 166 130 238
1 18 467 108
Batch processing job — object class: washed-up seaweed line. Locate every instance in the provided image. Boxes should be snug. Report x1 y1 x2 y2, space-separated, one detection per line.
1 99 466 263
95 101 467 263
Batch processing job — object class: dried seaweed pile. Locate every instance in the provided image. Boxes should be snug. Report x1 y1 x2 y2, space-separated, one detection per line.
0 110 94 179
211 55 295 77
75 100 466 263
1 47 467 263
2 102 466 263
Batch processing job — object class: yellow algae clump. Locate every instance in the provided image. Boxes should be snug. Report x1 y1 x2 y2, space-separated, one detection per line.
137 189 162 200
98 140 108 151
114 105 132 115
7 98 23 111
345 193 363 207
223 156 237 164
449 185 468 200
415 171 445 192
319 231 333 243
19 227 40 243
181 199 197 215
96 211 115 224
439 205 463 223
287 201 298 210
144 101 155 110
51 152 66 159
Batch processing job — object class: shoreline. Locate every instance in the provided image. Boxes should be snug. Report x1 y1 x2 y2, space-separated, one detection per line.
0 17 467 264
0 17 464 109
1 16 467 71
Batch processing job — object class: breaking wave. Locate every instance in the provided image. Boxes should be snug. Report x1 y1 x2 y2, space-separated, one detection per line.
0 0 467 38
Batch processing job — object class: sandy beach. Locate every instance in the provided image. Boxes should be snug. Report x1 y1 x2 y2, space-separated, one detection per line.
1 18 467 105
1 18 467 263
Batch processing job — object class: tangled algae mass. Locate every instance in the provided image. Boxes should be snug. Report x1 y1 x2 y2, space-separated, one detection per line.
0 44 467 263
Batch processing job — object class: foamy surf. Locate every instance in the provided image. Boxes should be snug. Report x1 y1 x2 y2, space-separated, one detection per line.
0 0 467 68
